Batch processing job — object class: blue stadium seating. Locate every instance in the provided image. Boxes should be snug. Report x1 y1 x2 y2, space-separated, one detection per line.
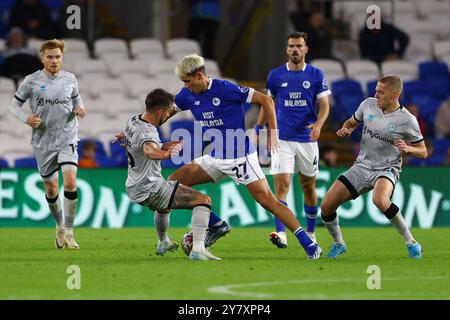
433 138 450 155
367 80 377 98
0 158 8 168
402 80 430 105
14 157 37 168
335 92 365 118
109 141 127 167
419 61 449 81
332 79 364 98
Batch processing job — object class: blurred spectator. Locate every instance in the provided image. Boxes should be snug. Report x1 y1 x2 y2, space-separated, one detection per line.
406 104 427 137
0 27 42 84
289 0 311 31
319 144 338 167
187 0 220 59
358 19 409 64
58 0 99 55
435 98 450 139
303 11 333 62
78 140 99 168
9 0 53 39
290 3 334 62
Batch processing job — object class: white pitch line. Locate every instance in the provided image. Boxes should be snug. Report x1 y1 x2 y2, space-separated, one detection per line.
207 276 448 298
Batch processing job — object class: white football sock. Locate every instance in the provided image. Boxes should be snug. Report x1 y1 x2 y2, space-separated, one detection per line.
192 205 210 253
389 212 414 243
154 211 170 242
323 215 344 244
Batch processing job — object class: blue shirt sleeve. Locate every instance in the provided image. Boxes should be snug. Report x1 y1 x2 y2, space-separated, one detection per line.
315 69 331 98
221 80 254 104
174 91 189 111
265 70 277 98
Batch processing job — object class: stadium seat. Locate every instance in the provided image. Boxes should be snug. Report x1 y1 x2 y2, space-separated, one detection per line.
148 59 178 77
105 59 150 78
28 38 44 51
381 61 418 81
404 36 433 64
434 40 450 60
62 38 89 54
109 141 127 167
334 92 365 119
416 0 450 18
345 60 379 94
332 79 364 98
433 138 450 155
167 38 202 60
419 61 449 80
90 78 127 99
367 80 377 98
204 59 221 77
425 76 450 100
94 38 129 58
14 157 37 168
73 59 108 78
0 77 15 94
310 59 346 81
130 38 164 59
402 80 430 104
0 158 8 168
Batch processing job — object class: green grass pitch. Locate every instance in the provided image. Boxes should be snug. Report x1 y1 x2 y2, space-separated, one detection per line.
0 227 449 299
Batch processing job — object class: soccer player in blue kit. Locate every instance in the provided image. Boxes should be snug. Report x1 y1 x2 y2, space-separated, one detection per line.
256 32 330 248
166 54 322 259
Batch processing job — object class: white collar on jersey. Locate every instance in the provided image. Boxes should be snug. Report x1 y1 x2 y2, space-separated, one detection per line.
207 77 213 90
286 62 307 71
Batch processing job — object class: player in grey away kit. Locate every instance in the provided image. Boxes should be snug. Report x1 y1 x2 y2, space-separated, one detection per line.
115 88 221 260
320 75 427 259
9 39 86 249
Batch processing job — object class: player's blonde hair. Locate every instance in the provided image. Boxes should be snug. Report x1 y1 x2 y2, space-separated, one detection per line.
175 54 205 78
378 75 403 93
40 39 65 55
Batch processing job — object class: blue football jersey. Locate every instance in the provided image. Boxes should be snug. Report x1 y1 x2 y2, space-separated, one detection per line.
175 78 256 159
266 63 331 142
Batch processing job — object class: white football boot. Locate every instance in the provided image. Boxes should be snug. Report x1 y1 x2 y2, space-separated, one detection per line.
64 232 80 250
156 238 179 256
55 227 65 249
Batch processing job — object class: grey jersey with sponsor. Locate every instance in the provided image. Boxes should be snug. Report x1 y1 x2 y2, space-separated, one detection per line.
14 70 83 150
125 115 164 203
353 98 423 171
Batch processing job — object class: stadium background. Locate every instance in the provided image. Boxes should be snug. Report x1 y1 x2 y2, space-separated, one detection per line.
1 0 449 228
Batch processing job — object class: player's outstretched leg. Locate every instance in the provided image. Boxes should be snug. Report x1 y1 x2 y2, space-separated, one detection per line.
205 216 231 248
189 205 222 261
321 212 346 258
269 200 288 249
154 211 179 256
247 180 322 259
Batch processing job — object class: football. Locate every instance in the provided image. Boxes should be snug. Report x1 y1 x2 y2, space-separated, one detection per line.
181 231 193 256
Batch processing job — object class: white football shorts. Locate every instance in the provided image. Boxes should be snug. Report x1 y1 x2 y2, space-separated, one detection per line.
270 140 319 177
194 151 265 185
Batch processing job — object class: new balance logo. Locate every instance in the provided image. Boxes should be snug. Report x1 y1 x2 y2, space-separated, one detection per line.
281 82 288 87
194 101 200 106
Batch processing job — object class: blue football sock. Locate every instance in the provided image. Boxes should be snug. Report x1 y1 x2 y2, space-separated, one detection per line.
208 211 222 228
294 227 314 249
274 199 288 233
304 205 318 233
